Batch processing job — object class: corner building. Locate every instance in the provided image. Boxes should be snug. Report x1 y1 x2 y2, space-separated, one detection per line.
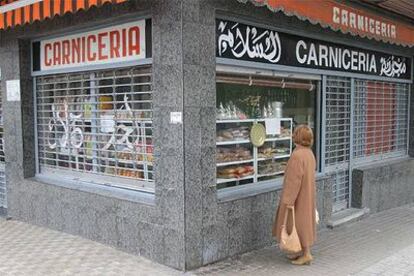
0 0 413 271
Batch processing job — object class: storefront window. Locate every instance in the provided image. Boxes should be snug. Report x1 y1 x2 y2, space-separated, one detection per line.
354 80 409 161
35 66 153 191
216 73 319 189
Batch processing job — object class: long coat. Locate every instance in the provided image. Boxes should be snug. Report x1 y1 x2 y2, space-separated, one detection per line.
272 145 316 248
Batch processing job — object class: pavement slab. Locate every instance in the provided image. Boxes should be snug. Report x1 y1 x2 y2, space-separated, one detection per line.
0 218 181 276
193 204 414 276
0 204 414 275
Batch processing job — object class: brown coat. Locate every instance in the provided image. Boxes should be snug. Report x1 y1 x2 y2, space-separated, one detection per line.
272 145 316 247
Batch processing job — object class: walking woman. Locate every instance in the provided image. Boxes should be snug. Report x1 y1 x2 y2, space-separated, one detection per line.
272 125 316 265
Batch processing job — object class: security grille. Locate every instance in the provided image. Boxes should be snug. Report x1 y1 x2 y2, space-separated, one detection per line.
325 76 351 210
325 76 351 167
0 80 6 208
330 168 350 212
354 80 409 162
36 66 154 191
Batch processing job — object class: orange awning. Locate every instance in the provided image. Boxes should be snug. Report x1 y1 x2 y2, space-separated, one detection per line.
239 0 414 47
0 0 126 30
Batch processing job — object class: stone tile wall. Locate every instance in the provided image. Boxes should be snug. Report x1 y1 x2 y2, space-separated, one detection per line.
0 0 186 270
352 159 414 213
0 0 413 271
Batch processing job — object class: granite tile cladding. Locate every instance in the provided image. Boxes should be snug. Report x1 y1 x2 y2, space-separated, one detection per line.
409 84 414 157
197 178 331 267
1 0 413 272
0 0 186 271
352 159 414 214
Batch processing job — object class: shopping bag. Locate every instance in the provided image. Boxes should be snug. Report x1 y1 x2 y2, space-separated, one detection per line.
280 206 302 254
316 208 320 224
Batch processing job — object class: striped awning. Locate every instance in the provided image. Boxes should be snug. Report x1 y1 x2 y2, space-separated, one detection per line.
0 0 126 30
238 0 414 47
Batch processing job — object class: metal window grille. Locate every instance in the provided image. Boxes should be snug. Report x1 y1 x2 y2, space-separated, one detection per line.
354 80 409 162
330 168 350 212
325 76 352 210
0 80 6 208
36 66 154 191
325 76 351 167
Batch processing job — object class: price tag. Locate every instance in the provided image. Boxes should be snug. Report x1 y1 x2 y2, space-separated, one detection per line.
265 118 281 135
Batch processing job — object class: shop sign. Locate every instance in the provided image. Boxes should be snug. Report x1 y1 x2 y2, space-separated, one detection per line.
33 20 146 73
238 0 414 47
216 19 412 80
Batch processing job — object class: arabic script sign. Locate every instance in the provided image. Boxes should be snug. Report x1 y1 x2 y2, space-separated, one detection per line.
216 19 412 81
217 20 281 63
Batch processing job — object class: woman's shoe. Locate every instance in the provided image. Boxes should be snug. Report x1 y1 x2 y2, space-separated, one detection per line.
291 255 313 265
286 253 302 260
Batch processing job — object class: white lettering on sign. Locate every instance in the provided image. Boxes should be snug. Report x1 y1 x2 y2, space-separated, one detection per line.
295 40 378 73
380 56 407 78
217 21 281 64
40 20 146 71
332 6 396 40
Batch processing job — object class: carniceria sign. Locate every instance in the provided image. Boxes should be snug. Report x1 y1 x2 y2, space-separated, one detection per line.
32 19 149 74
216 19 412 80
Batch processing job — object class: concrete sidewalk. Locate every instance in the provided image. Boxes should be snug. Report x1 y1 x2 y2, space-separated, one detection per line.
194 204 414 276
0 204 413 275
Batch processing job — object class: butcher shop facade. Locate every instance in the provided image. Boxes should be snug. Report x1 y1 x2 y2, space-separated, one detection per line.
0 0 413 271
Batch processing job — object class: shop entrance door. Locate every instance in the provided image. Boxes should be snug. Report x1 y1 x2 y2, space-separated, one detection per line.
324 76 352 212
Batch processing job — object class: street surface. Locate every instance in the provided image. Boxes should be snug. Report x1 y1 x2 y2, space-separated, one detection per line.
0 204 413 275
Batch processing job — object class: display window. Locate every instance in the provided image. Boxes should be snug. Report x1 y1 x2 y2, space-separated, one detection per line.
216 72 319 189
35 65 153 191
353 80 409 161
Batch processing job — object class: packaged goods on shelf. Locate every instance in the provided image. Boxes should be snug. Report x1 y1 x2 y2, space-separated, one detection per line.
217 165 254 179
216 147 252 163
216 126 250 142
98 96 113 110
258 146 290 158
116 169 143 178
215 117 293 187
258 161 287 175
116 150 133 161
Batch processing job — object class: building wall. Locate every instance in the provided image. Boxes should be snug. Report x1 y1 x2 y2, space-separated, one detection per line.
0 0 413 271
181 0 414 269
352 159 414 213
0 0 186 270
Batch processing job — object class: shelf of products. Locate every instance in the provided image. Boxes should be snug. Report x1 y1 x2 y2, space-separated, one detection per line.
37 67 154 183
216 117 293 188
217 175 255 184
216 159 254 167
216 163 255 184
257 171 285 178
216 140 251 146
257 154 291 161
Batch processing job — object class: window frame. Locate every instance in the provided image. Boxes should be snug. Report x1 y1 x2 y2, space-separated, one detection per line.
352 79 410 165
33 65 155 193
215 65 322 192
0 78 6 208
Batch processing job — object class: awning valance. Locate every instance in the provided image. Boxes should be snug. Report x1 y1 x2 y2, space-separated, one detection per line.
238 0 414 47
0 0 126 30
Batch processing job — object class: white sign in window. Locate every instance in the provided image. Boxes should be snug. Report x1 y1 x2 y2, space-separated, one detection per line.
6 80 20 102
